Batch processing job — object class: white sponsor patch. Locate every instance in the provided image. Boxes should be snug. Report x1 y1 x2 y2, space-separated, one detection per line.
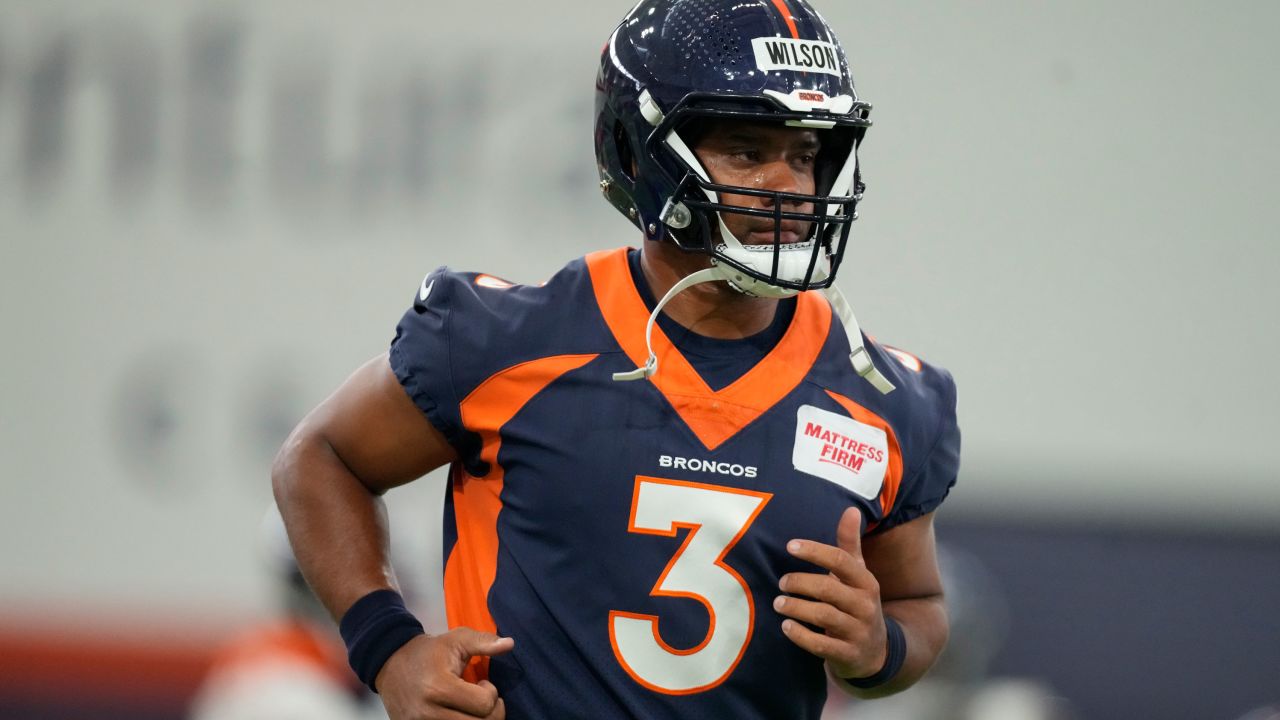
751 37 842 77
792 405 887 499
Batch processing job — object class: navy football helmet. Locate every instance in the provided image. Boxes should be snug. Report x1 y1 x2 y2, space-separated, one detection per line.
595 0 871 297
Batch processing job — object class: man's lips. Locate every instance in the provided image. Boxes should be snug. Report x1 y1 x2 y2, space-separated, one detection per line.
745 222 805 245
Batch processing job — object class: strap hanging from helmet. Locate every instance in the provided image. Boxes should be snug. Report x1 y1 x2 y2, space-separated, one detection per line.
612 268 722 382
823 285 895 394
613 267 895 395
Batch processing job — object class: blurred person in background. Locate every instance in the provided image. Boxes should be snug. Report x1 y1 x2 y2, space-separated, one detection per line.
273 0 960 718
825 546 1076 720
188 508 388 720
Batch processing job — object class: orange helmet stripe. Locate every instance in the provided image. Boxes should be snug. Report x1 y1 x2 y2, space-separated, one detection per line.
769 0 801 39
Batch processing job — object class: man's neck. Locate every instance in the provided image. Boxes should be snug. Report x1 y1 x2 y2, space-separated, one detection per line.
638 240 779 340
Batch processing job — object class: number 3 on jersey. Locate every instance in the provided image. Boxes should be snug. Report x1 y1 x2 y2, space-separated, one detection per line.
609 476 773 694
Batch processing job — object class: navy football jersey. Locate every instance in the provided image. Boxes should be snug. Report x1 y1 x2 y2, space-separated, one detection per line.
389 247 960 720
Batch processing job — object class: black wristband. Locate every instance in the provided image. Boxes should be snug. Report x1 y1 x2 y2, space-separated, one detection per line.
840 615 907 689
339 589 426 692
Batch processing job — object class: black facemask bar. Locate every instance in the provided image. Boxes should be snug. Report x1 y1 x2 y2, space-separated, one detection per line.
669 174 859 290
642 94 870 291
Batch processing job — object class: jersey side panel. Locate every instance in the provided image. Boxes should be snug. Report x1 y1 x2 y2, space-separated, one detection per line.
443 353 597 682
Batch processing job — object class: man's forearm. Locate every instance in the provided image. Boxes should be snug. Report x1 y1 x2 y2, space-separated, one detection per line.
830 594 949 699
271 427 400 621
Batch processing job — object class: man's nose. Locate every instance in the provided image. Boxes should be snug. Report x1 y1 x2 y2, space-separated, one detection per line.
757 161 806 205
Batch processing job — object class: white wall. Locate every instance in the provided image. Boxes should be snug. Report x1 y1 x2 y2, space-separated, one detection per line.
1 0 1276 624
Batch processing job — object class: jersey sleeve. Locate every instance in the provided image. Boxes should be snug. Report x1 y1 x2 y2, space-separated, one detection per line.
387 266 480 471
394 266 465 438
876 367 961 533
387 264 594 474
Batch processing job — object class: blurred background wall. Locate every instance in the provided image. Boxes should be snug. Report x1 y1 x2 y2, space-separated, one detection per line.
1 0 1276 718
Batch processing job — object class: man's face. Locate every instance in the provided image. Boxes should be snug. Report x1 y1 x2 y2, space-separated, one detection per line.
690 121 820 246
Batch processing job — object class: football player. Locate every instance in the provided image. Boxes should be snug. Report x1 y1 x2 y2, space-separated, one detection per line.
273 0 960 718
189 509 384 720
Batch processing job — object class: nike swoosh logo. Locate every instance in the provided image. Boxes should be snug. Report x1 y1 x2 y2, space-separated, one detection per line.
419 277 435 303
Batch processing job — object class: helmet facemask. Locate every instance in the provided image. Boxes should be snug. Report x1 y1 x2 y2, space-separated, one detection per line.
595 0 898 393
644 95 869 297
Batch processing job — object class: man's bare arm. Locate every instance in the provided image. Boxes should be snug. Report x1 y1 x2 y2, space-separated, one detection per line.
272 353 514 719
775 510 948 698
271 352 456 619
846 511 948 697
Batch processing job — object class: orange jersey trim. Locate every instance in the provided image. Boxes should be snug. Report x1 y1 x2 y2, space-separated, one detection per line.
445 353 597 681
882 344 923 373
585 248 831 451
824 389 904 529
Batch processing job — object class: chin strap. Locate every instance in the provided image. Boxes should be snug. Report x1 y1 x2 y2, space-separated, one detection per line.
822 285 896 395
613 268 722 382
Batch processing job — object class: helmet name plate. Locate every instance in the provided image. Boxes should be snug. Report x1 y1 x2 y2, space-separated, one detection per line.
751 38 842 77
